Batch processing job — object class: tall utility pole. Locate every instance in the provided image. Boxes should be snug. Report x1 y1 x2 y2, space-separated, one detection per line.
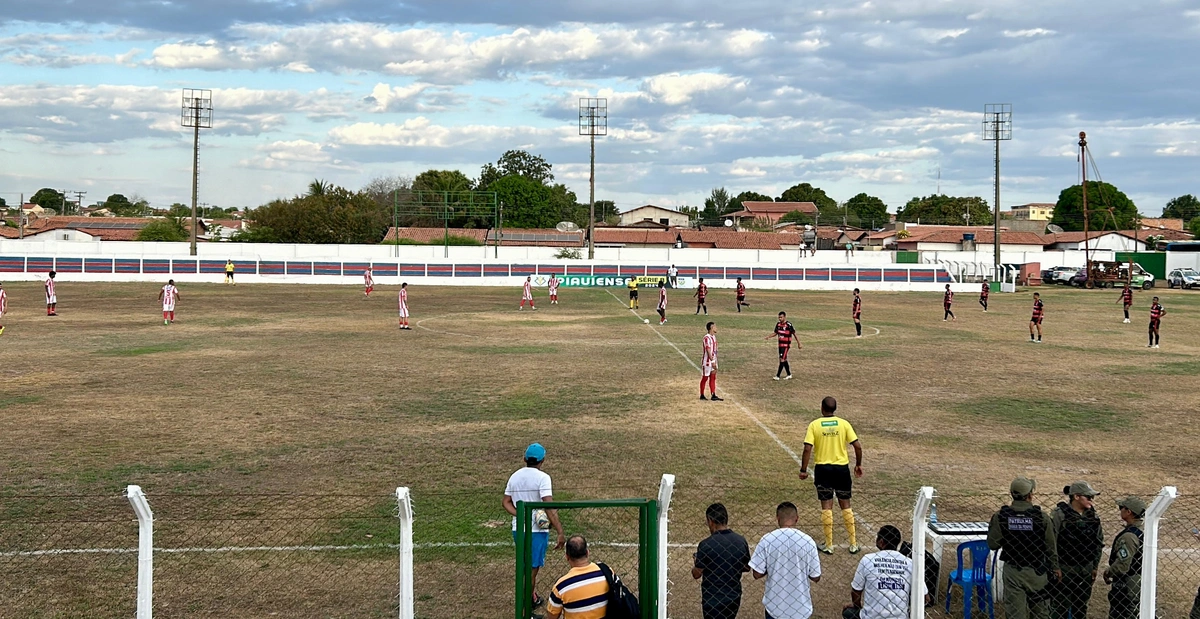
73 191 87 215
579 98 607 259
181 89 213 256
1080 132 1090 275
983 104 1012 279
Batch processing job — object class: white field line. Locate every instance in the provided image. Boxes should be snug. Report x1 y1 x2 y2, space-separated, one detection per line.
414 312 482 339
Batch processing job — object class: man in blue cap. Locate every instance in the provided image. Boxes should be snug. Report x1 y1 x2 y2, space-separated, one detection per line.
505 443 566 610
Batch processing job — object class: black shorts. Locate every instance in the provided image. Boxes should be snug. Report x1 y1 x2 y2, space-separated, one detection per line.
737 295 745 302
813 464 853 501
1150 319 1160 329
778 346 790 361
1031 316 1043 325
630 290 638 299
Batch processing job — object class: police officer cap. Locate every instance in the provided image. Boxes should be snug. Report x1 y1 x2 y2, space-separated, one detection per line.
1066 481 1099 497
1117 496 1146 517
1010 477 1036 496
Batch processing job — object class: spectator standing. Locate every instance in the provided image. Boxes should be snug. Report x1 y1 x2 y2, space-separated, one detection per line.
799 396 864 554
749 502 822 619
1050 481 1104 619
504 443 566 610
669 264 679 288
987 477 1059 619
545 535 609 619
1103 497 1145 619
843 525 928 619
692 503 750 619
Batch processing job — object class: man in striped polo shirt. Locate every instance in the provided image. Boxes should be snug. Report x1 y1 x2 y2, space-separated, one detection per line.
546 536 609 619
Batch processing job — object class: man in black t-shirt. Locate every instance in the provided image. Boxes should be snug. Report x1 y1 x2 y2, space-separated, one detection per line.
692 503 750 619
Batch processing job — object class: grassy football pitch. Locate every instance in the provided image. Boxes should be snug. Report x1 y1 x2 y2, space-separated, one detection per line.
1 281 1198 617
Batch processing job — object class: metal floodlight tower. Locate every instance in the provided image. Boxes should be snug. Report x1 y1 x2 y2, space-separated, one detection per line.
182 89 213 256
579 98 607 259
983 103 1012 279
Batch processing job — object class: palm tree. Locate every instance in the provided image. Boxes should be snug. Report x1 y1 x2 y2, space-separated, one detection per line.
307 179 332 197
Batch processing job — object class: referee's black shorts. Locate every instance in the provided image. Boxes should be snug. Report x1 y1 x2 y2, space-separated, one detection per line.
630 290 638 299
813 464 853 501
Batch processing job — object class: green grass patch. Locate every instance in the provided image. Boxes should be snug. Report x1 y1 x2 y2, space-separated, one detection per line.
74 458 215 491
1153 360 1200 375
96 341 189 357
0 395 44 409
955 397 1126 432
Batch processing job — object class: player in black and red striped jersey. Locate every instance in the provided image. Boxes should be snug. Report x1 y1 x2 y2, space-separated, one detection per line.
765 311 798 380
1117 283 1134 323
980 280 990 312
694 278 708 315
852 288 863 337
942 284 955 322
1148 297 1165 348
1029 292 1044 343
735 277 750 312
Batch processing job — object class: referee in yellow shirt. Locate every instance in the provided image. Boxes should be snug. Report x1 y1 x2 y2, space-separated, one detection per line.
627 277 639 310
799 396 864 555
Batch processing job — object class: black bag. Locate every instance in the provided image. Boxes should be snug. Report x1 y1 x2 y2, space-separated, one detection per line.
900 541 940 606
596 562 640 619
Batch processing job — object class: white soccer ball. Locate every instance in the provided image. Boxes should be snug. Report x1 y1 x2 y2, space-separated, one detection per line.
534 509 550 530
644 319 650 324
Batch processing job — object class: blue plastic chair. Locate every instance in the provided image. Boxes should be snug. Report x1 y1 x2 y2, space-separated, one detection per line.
943 539 995 619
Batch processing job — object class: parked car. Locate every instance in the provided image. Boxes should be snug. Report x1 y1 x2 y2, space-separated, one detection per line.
1117 264 1155 289
1167 268 1200 289
1045 266 1080 284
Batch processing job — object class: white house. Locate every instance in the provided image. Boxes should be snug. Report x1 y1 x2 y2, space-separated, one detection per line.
618 205 691 228
1046 231 1149 252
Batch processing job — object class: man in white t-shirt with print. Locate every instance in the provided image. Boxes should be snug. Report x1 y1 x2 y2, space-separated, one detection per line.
843 525 929 619
504 443 566 610
750 501 822 619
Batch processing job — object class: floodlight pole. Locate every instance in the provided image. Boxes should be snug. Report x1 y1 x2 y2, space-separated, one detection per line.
983 104 1012 280
190 107 200 255
181 89 212 257
579 98 607 260
589 133 596 259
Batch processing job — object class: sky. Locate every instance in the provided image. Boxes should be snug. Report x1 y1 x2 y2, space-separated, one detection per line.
1 1 1198 216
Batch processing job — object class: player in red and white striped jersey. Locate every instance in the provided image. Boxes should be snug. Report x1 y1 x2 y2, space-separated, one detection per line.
548 274 559 304
0 282 7 336
700 322 722 401
363 267 374 298
656 281 667 325
519 276 537 310
45 271 58 316
398 283 411 330
158 280 180 324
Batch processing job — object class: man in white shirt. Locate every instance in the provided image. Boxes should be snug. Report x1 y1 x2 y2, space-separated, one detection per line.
668 264 679 288
843 525 929 619
750 502 822 619
504 443 566 610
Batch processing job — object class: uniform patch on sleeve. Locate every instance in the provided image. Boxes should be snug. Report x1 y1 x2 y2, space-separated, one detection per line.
1119 547 1129 559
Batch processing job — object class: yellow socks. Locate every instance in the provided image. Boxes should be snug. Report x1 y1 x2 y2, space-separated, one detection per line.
842 508 857 546
821 509 834 547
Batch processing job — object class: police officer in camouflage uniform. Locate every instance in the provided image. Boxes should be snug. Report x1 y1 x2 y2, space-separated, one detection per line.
1050 481 1104 619
988 477 1059 619
1103 496 1145 619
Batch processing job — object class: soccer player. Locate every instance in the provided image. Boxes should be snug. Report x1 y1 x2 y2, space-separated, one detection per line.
852 289 863 338
700 322 722 401
656 281 668 325
398 283 411 330
765 311 798 380
980 280 990 312
548 274 559 305
942 284 955 322
1148 296 1165 348
694 278 709 315
45 271 58 316
363 267 374 298
628 276 639 310
1029 292 1044 343
735 277 750 312
224 259 236 285
519 276 537 310
800 396 864 554
158 279 180 324
0 281 7 336
1118 283 1133 323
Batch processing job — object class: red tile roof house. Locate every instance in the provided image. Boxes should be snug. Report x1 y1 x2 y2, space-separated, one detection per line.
727 201 818 225
383 227 584 247
0 216 156 241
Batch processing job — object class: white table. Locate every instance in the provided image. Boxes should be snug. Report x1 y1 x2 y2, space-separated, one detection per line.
927 522 1004 604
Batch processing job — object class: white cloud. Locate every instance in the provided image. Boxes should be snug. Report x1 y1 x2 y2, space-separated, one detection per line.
1003 28 1058 37
643 72 747 105
680 166 709 174
917 28 970 43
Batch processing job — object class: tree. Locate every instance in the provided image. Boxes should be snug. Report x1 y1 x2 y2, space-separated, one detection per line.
547 183 582 227
104 193 144 217
1163 194 1200 224
30 188 66 213
777 183 837 211
699 187 733 224
896 195 992 225
307 179 332 197
491 175 555 229
478 150 554 189
413 169 473 193
1191 217 1200 237
729 190 773 213
137 218 188 242
779 210 814 225
846 193 889 228
362 175 413 207
678 206 700 222
167 203 191 218
1050 182 1138 232
245 184 390 243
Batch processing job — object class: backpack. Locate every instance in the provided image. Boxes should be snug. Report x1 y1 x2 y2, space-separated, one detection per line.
595 562 640 619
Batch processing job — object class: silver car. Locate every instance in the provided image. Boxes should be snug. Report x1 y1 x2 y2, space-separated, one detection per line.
1167 268 1200 289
